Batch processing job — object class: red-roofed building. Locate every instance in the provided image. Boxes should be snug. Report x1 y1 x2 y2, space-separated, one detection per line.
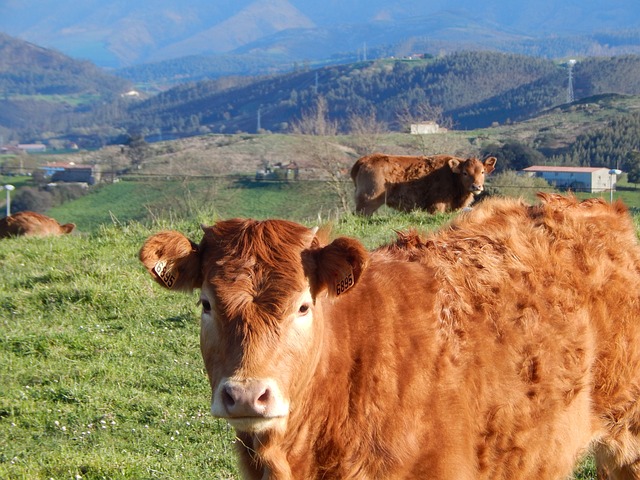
521 166 616 193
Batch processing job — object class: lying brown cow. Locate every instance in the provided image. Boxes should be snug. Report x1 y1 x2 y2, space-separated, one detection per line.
0 211 75 238
351 152 497 215
140 193 640 480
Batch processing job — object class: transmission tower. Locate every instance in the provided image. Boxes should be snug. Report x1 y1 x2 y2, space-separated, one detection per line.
567 59 576 103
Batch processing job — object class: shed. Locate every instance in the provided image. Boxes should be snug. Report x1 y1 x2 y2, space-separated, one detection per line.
40 162 96 184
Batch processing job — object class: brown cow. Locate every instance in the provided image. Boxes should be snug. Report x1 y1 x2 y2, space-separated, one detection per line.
351 152 497 215
0 211 75 238
139 193 640 480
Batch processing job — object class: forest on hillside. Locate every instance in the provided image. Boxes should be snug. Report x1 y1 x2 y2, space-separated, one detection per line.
4 40 640 158
123 52 565 135
551 111 640 172
120 52 640 137
0 33 130 97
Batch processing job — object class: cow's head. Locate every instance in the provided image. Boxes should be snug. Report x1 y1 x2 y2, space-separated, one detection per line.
139 219 369 434
449 156 497 194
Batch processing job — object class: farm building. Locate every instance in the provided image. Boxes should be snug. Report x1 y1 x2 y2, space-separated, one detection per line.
521 166 616 193
40 162 97 184
255 162 299 181
410 121 445 134
17 143 46 153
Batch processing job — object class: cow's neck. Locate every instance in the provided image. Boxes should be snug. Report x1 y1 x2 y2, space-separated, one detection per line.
451 178 475 209
236 430 293 480
282 297 384 476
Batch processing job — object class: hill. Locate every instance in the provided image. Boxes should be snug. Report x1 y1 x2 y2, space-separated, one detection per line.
120 53 640 138
4 40 640 157
0 33 133 146
0 91 632 234
0 33 130 96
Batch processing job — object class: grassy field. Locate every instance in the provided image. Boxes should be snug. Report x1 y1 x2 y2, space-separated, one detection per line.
45 178 352 234
0 208 451 480
2 167 638 480
1 192 607 479
5 165 634 480
0 222 239 479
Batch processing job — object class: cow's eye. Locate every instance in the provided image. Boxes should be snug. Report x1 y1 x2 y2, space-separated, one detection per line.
201 299 212 314
298 303 310 315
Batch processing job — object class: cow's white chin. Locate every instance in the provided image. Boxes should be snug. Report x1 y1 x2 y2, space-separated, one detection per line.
226 416 288 433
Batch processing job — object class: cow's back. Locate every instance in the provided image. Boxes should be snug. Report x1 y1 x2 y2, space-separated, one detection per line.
289 225 596 478
374 193 640 478
351 153 455 215
0 211 75 238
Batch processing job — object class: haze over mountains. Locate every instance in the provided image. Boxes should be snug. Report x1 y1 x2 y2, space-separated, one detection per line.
1 0 640 69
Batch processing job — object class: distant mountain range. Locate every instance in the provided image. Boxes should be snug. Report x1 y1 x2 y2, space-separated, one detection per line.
2 0 640 69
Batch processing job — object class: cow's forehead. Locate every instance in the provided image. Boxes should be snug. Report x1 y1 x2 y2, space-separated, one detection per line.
199 219 315 320
199 218 314 261
463 158 485 171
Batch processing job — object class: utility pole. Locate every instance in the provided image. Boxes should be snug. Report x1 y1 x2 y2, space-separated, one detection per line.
567 59 576 103
3 184 15 216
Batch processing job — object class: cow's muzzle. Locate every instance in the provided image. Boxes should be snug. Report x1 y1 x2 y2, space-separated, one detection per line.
212 377 289 431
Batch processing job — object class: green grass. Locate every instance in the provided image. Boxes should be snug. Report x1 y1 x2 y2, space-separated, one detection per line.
1 175 615 479
0 207 603 479
0 175 31 190
47 178 348 234
0 224 238 479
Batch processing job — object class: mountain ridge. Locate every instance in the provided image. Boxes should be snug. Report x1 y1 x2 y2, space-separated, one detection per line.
2 0 640 68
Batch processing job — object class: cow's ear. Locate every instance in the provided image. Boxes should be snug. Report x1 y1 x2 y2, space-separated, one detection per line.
139 231 202 292
302 237 369 299
448 158 462 173
483 156 497 174
61 223 75 234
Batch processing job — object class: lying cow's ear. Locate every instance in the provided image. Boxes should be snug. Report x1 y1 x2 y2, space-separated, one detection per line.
302 237 369 299
448 158 462 173
483 156 497 174
139 231 202 292
61 223 75 234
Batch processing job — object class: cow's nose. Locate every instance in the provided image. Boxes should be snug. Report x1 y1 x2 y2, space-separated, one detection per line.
222 379 274 417
471 184 483 192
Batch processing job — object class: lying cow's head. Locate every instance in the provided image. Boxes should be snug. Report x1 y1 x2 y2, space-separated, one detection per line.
139 219 369 434
449 156 497 194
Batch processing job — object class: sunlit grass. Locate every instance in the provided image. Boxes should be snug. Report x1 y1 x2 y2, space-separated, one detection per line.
0 210 608 479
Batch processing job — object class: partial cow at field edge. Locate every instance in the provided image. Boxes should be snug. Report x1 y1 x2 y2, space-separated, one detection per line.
0 211 75 238
139 193 640 480
351 152 497 215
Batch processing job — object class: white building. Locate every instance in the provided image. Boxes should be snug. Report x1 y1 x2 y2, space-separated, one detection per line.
410 121 444 134
521 166 616 193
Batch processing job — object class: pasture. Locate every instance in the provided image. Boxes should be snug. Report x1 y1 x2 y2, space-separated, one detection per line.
1 215 603 479
0 181 625 479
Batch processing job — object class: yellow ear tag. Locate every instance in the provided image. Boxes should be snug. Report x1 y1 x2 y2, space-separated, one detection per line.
154 260 178 289
335 267 354 296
